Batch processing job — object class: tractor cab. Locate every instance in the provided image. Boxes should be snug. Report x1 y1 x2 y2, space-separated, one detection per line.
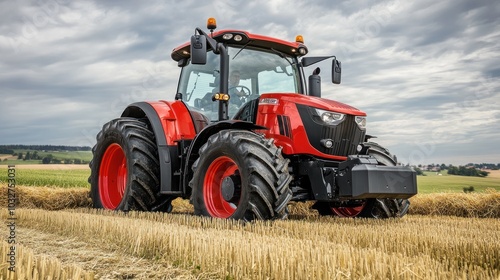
175 42 301 121
171 18 341 122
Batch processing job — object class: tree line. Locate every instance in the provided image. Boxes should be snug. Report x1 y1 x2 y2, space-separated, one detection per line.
447 166 489 177
418 163 500 171
414 163 496 177
14 151 88 165
0 145 91 152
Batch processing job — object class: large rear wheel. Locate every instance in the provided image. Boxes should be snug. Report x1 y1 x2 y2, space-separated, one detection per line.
89 118 172 212
313 143 411 218
189 130 292 221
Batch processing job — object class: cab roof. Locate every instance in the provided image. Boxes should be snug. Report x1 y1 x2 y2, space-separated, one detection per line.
171 29 306 62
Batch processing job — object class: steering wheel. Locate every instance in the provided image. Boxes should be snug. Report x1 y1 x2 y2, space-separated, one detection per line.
229 85 251 96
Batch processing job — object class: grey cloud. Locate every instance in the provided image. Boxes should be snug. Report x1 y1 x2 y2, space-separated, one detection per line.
0 0 499 165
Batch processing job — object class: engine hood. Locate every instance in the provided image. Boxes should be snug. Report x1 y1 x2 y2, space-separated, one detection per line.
261 93 366 116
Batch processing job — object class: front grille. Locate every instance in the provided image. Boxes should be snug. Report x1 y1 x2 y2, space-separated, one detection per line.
297 104 366 157
321 115 364 156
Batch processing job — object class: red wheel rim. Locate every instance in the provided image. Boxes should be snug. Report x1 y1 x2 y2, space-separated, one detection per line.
99 143 127 209
331 202 366 217
203 156 240 218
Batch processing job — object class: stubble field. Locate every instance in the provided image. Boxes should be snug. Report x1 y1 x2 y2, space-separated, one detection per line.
0 166 499 279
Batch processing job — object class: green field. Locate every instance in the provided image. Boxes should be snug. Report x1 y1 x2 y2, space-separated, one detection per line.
417 170 500 193
0 168 90 188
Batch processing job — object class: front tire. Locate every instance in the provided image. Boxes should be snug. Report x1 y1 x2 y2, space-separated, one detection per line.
89 118 170 211
189 130 292 221
313 143 411 218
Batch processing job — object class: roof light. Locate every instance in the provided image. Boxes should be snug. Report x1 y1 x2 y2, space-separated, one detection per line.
222 33 233 40
207 18 217 30
296 35 304 43
234 34 243 41
298 47 307 55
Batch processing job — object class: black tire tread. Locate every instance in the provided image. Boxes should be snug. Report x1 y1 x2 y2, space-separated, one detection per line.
89 117 170 212
190 130 292 221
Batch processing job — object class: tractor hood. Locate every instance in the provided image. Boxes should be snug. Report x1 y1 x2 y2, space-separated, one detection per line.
260 93 366 116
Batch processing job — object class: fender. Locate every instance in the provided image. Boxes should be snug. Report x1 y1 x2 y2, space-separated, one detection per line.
122 101 198 195
182 120 266 194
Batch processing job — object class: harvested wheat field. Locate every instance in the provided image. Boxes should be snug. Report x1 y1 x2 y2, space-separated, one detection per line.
0 186 500 279
0 208 499 279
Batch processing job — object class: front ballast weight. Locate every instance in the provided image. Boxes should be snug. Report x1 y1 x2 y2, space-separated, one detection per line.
309 155 417 201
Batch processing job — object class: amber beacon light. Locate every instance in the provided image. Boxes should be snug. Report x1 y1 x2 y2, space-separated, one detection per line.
207 17 217 31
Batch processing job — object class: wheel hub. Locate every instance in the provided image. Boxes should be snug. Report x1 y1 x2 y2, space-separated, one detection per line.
221 175 241 202
221 177 235 201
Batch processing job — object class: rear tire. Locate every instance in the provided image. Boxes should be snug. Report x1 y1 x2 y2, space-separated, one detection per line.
189 130 292 221
314 143 411 218
89 117 171 212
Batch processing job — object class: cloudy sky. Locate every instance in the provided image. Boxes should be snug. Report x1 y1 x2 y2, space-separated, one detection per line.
0 0 498 166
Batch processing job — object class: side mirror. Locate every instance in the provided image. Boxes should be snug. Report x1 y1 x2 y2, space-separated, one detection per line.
190 34 207 65
332 58 341 84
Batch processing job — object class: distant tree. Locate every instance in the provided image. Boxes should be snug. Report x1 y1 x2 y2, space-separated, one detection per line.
74 158 82 164
42 154 53 164
463 186 475 193
448 166 458 175
24 151 31 161
64 159 73 164
17 152 23 160
414 167 425 176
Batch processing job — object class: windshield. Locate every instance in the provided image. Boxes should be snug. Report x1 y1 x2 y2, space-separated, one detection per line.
177 46 301 121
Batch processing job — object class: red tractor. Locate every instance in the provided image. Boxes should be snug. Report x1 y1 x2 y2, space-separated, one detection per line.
89 18 417 220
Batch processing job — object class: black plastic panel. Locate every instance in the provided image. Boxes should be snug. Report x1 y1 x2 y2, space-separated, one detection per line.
296 104 365 157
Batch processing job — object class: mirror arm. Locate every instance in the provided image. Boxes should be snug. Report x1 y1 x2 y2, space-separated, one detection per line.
301 55 335 67
196 28 219 54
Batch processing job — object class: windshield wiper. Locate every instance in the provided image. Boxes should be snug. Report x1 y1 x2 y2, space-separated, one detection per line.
270 48 295 76
232 40 252 60
270 48 294 66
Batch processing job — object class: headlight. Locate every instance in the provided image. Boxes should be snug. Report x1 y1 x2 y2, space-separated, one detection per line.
355 116 366 129
313 108 345 125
